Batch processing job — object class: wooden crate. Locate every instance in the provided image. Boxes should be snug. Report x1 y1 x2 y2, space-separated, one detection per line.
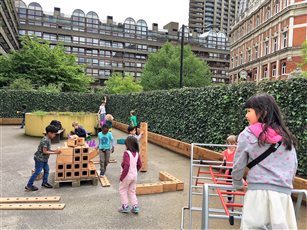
56 147 73 164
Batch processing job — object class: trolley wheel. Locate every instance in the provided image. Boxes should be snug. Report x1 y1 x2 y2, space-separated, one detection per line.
229 216 234 225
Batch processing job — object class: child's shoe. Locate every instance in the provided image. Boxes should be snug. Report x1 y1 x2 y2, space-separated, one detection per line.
131 205 140 214
42 183 53 188
25 185 38 191
118 204 131 213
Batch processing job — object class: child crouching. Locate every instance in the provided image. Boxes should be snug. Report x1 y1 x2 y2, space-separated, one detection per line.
118 136 142 213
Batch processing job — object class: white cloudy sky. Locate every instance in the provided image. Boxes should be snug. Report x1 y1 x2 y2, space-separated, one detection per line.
23 0 189 28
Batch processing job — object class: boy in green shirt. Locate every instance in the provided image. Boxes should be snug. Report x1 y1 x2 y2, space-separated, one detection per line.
130 110 138 133
25 125 61 191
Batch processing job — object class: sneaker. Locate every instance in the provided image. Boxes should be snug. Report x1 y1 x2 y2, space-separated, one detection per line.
118 205 131 213
100 172 105 177
42 183 53 188
25 185 38 191
131 205 140 214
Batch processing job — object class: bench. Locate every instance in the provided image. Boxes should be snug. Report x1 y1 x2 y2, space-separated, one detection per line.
43 129 65 144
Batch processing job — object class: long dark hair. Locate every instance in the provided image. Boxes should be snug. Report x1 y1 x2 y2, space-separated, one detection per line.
244 93 297 150
125 136 139 153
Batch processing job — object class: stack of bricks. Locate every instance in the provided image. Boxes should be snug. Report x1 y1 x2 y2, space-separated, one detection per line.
55 137 96 181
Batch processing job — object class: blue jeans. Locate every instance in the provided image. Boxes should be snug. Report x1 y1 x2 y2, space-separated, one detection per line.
27 158 49 187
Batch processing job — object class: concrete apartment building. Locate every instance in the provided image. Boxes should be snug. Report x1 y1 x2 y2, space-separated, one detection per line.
188 0 240 35
12 0 230 85
229 0 307 82
0 0 19 54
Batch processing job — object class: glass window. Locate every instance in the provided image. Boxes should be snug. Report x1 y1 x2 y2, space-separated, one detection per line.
273 37 278 52
282 62 286 74
282 32 287 48
264 41 269 55
272 64 277 77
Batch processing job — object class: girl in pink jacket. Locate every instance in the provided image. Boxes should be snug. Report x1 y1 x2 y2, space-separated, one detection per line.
118 136 142 213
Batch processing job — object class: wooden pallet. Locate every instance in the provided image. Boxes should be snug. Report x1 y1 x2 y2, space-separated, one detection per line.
54 177 98 188
0 203 65 210
0 196 60 203
96 172 111 187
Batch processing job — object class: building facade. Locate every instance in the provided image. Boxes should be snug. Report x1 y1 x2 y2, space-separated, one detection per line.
0 0 19 54
14 0 230 85
229 0 307 82
188 0 240 35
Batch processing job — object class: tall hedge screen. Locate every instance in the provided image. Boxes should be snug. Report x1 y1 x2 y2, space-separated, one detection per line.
1 78 306 176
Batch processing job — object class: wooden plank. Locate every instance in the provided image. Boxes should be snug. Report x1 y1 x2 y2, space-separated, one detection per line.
0 203 65 210
96 171 111 187
0 196 61 204
56 147 73 164
140 122 148 172
136 183 163 195
160 181 178 192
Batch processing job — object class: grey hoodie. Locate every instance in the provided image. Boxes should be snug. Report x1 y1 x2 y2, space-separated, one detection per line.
232 124 297 195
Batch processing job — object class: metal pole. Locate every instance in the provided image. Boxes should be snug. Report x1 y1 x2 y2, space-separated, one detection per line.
179 24 184 88
201 184 210 230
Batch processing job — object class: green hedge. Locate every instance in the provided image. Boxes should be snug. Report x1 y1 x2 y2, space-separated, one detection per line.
0 90 102 117
106 79 307 176
1 78 306 176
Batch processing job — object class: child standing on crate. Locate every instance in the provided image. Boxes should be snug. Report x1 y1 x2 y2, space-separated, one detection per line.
97 124 114 177
25 125 61 191
232 93 298 229
118 136 142 213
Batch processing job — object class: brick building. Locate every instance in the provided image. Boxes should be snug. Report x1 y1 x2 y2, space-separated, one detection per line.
229 0 307 82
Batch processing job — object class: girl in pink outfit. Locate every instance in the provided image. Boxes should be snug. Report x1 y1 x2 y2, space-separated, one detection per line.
118 136 142 213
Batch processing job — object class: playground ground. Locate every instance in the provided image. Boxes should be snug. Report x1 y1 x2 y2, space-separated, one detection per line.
0 126 306 229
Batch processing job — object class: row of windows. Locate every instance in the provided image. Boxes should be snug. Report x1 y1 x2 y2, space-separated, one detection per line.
231 32 287 68
81 58 145 68
86 68 142 77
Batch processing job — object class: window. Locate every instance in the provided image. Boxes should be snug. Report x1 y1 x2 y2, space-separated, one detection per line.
247 50 251 61
264 41 269 55
235 56 238 67
255 46 258 59
273 37 278 52
240 53 244 65
284 0 288 7
58 35 71 42
282 32 287 48
43 33 57 41
100 40 111 47
275 0 279 14
272 64 277 77
256 15 260 27
99 70 111 77
263 66 268 78
266 7 271 19
282 62 286 74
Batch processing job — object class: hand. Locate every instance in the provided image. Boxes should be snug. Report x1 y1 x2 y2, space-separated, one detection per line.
55 149 61 154
237 186 247 192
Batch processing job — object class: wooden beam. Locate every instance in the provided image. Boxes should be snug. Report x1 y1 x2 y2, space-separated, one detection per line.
0 203 65 210
140 122 148 172
96 172 110 187
0 196 61 203
136 183 163 195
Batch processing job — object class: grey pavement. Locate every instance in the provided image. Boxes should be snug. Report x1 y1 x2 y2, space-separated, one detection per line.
0 126 306 229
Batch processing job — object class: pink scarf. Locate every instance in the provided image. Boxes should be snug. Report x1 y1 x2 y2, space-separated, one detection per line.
249 122 282 144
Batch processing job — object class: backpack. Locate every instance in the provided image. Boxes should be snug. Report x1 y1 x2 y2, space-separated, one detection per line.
50 120 62 130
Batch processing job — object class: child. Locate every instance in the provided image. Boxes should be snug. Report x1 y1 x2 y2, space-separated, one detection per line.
105 114 114 132
222 135 237 175
98 96 107 126
119 136 142 213
17 105 27 129
127 125 143 142
71 121 87 138
97 124 114 177
25 125 61 191
232 93 297 229
130 110 138 133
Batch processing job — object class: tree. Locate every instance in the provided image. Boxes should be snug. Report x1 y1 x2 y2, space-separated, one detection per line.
9 78 33 91
104 73 143 94
141 42 212 91
0 36 93 92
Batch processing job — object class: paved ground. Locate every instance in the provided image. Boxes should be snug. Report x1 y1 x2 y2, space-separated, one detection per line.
0 126 306 229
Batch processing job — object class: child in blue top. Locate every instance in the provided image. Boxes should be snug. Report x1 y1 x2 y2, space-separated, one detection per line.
97 124 114 176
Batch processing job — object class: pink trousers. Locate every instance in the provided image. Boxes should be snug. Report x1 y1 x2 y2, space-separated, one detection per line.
119 177 138 206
